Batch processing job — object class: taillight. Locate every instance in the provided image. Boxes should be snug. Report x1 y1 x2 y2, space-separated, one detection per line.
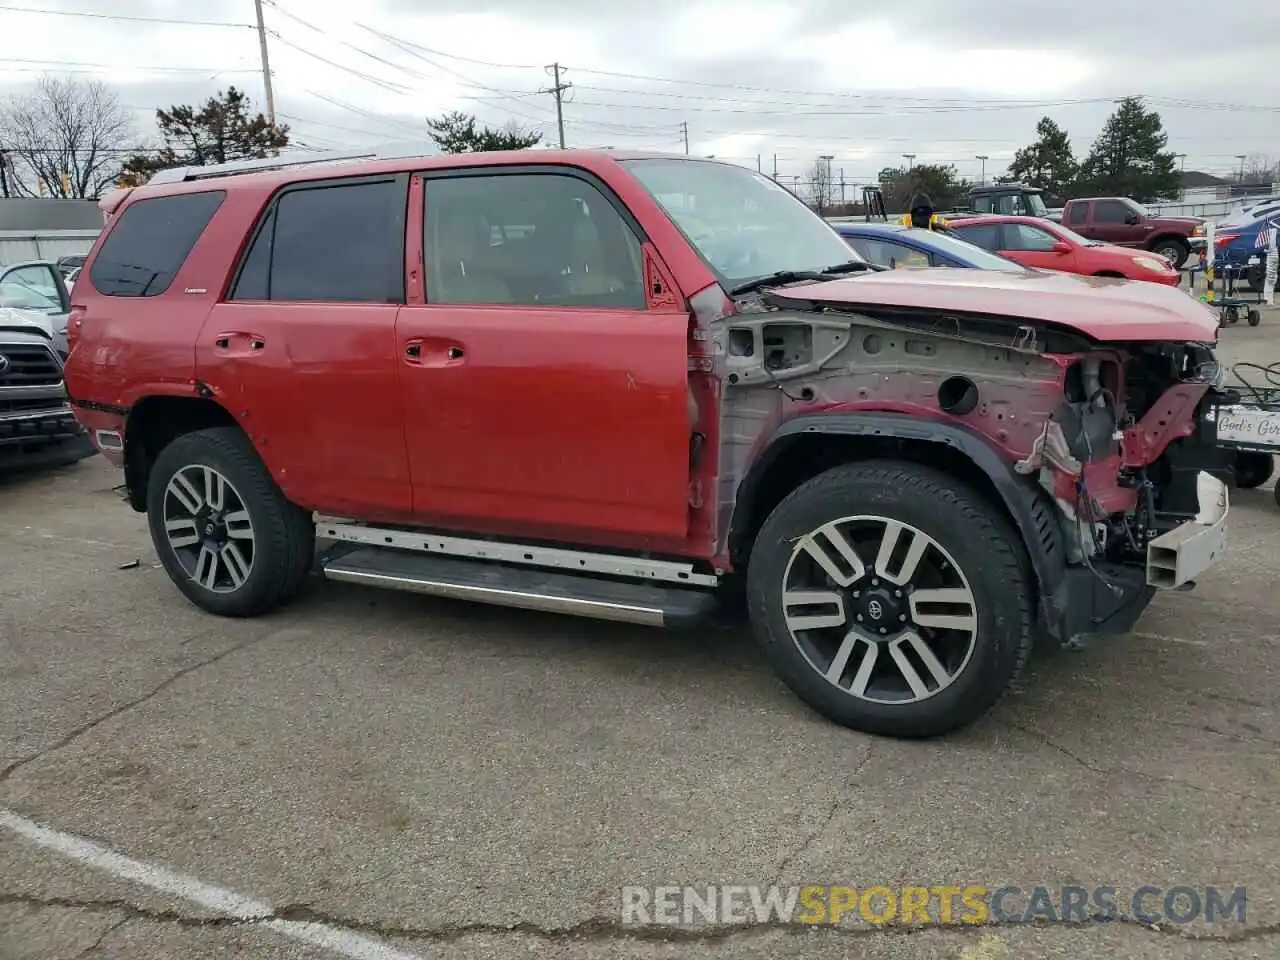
1215 233 1240 247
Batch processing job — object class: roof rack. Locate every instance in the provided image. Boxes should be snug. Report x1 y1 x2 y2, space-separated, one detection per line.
145 145 431 185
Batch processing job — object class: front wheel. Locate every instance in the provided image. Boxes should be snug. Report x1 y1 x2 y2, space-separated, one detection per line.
1235 451 1274 489
1151 239 1189 269
146 426 315 617
745 460 1033 738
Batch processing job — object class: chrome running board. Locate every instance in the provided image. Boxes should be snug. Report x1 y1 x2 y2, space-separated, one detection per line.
321 548 718 627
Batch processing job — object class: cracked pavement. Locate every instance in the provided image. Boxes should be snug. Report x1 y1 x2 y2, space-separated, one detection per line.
2 421 1279 958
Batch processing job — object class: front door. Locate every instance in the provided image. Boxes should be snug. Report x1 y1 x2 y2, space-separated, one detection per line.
997 223 1077 273
396 167 693 552
197 174 413 519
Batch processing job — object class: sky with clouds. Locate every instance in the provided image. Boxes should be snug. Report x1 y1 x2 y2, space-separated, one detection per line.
2 0 1278 189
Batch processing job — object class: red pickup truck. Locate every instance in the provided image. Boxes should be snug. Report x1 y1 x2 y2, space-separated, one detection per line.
1059 198 1204 269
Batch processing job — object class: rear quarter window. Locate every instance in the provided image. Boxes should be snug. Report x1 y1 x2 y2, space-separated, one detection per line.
88 190 225 297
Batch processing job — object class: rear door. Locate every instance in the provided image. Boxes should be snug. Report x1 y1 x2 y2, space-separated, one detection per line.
396 166 693 550
197 174 413 518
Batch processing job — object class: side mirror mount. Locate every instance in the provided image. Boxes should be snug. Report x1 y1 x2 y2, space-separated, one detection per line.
1051 241 1072 254
1125 213 1141 225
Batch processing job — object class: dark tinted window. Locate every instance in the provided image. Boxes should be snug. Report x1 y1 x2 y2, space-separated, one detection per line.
425 172 644 309
1065 202 1087 225
232 178 405 303
1094 200 1129 224
89 191 224 297
950 223 1001 250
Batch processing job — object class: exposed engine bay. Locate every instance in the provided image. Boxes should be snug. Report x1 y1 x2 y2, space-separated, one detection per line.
710 292 1235 584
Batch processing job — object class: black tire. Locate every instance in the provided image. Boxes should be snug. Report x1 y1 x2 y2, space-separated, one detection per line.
146 426 315 617
745 460 1033 738
1234 451 1275 489
1151 238 1188 269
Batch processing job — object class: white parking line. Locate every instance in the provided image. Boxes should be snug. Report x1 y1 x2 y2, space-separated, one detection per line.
0 808 428 960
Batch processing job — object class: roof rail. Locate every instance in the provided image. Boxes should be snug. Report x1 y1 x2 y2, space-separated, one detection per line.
145 145 430 186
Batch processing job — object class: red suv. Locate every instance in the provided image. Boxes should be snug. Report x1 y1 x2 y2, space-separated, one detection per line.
67 148 1233 738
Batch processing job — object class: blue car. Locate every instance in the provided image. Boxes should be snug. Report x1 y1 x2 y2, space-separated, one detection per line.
831 222 1027 272
1212 207 1279 293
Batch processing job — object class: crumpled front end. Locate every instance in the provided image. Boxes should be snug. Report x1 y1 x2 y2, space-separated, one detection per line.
713 288 1234 645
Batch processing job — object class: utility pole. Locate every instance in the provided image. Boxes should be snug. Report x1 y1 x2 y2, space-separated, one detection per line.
975 154 989 186
680 121 689 155
772 154 778 180
756 154 761 173
1175 153 1187 199
253 0 276 128
543 64 572 149
0 150 9 198
839 167 845 203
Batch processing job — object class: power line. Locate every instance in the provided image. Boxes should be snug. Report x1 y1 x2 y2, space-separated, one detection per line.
0 4 254 27
267 32 413 95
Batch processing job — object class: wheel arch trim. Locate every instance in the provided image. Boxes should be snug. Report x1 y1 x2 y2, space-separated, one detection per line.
729 411 1068 624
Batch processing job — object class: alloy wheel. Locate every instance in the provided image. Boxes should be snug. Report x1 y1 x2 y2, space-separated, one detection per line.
781 516 978 705
162 465 256 594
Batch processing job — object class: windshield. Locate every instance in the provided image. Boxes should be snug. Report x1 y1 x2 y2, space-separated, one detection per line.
0 279 62 314
914 230 1030 270
1024 193 1049 217
1121 197 1148 218
1051 223 1102 246
622 159 862 288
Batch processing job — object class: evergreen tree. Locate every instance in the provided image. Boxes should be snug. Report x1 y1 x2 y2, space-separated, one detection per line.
1002 116 1079 203
425 111 542 153
119 87 288 185
1078 97 1180 202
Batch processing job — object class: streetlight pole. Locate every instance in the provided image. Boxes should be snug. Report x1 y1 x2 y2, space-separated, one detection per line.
1174 153 1187 199
818 154 834 214
976 154 989 186
902 153 916 171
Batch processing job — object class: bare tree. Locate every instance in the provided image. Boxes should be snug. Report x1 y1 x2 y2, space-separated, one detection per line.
807 157 834 215
1242 153 1278 184
0 74 134 198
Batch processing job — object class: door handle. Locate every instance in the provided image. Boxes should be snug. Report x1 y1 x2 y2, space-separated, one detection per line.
403 339 464 367
214 332 265 353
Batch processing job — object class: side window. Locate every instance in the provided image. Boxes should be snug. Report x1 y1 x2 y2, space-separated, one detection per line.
424 172 645 309
232 178 405 303
1094 201 1128 224
972 196 993 214
89 191 224 297
1064 203 1087 226
1004 224 1058 252
951 223 1000 250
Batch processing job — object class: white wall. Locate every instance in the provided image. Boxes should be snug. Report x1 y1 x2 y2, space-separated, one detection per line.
0 229 100 263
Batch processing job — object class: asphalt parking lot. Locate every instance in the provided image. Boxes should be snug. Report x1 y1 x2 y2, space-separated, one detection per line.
3 305 1280 960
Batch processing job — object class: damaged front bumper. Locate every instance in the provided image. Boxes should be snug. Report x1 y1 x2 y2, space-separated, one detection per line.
1146 471 1229 589
1044 471 1228 645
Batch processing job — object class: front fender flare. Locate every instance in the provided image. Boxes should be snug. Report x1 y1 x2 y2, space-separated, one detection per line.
731 411 1072 634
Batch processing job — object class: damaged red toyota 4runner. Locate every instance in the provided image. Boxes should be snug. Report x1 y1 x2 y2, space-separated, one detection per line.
65 149 1232 738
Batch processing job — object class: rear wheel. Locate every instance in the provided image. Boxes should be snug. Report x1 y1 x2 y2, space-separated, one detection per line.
745 460 1033 738
146 426 315 617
